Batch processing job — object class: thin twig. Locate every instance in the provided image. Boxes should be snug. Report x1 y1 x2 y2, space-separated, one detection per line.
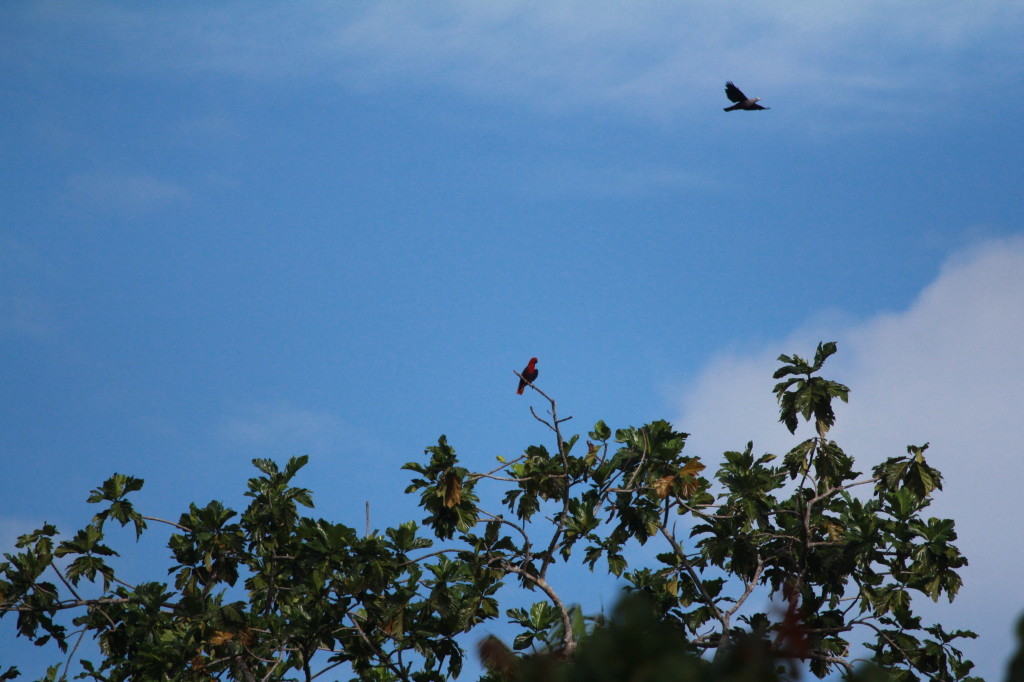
513 370 558 406
141 515 190 532
858 620 946 682
50 563 84 602
260 636 292 682
724 554 764 619
625 429 650 489
399 548 463 567
61 627 88 681
237 656 259 682
499 562 576 658
657 526 726 627
467 454 527 484
4 597 134 612
477 509 532 552
803 651 854 675
346 611 410 682
540 404 572 580
528 405 555 431
472 473 535 483
678 501 735 521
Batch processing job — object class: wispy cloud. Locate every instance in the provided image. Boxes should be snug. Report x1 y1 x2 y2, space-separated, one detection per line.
520 163 724 199
0 517 50 555
173 112 242 144
673 235 1024 678
217 403 351 458
14 2 1023 120
0 292 59 338
0 235 60 338
63 171 188 216
298 2 1024 118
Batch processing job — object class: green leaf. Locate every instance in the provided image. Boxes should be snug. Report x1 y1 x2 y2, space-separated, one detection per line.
772 343 848 435
590 420 611 441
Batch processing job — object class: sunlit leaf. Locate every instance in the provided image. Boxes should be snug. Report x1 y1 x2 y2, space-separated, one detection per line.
443 470 462 508
209 631 234 646
654 475 675 499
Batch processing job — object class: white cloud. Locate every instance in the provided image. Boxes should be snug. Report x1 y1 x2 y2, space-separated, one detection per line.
674 235 1024 679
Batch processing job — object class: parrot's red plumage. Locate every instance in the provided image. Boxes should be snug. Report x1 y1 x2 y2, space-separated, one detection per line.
517 357 539 394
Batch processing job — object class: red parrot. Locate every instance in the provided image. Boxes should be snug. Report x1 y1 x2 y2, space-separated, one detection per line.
517 357 539 394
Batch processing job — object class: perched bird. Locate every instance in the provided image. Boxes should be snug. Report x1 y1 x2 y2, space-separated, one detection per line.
723 81 769 111
517 357 539 395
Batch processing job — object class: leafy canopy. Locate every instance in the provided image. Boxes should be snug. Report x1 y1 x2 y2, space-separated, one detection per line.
1 344 978 681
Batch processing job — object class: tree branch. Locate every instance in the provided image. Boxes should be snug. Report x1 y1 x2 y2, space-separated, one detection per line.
141 515 191 532
467 455 527 484
499 561 576 658
725 554 764 619
346 610 411 682
3 596 135 613
657 524 729 655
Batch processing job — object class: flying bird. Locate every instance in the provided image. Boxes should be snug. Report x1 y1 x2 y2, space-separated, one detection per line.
517 357 538 395
723 81 769 111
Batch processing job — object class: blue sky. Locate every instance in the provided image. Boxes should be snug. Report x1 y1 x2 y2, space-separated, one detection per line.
3 2 1024 678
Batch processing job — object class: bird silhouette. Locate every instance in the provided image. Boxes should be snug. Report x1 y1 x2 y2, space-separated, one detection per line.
724 81 770 111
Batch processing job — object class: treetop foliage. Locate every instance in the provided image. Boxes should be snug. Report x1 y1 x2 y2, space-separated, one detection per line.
1 343 983 681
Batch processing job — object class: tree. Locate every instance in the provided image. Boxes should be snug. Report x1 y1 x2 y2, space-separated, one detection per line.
1 343 977 681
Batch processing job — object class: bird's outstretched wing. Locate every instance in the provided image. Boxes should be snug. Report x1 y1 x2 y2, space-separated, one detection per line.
724 81 747 104
749 103 769 110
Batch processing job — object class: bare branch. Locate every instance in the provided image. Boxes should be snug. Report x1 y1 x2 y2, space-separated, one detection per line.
625 429 650 489
471 473 535 483
856 620 949 682
477 509 532 553
515 377 574 582
499 561 576 658
657 526 727 629
50 563 84 603
109 574 137 591
467 455 527 484
141 515 190 532
528 405 555 431
540 433 571 581
399 548 463 567
3 596 135 613
805 650 854 675
61 628 88 682
725 554 764 618
260 636 292 682
310 659 347 680
677 501 735 521
513 369 556 405
237 656 259 682
807 476 882 507
346 610 411 682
